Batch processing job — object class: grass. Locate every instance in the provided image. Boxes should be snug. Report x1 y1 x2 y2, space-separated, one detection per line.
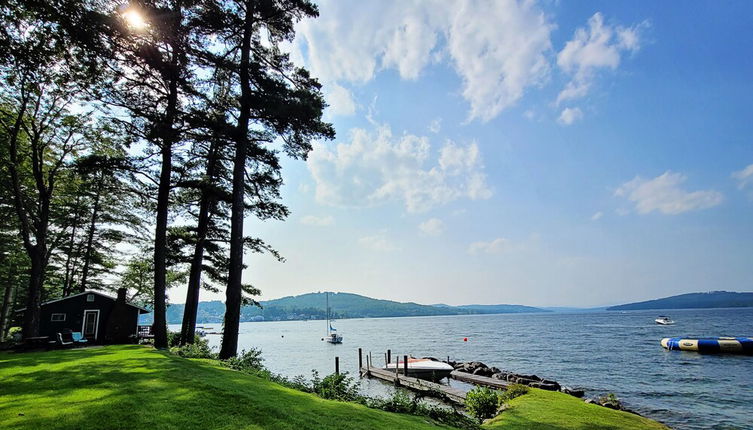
0 345 668 430
484 388 668 430
0 345 447 430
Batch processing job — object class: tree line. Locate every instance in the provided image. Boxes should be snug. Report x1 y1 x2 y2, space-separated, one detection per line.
0 0 333 358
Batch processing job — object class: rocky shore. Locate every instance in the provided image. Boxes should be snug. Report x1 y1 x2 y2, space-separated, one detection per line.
447 360 585 397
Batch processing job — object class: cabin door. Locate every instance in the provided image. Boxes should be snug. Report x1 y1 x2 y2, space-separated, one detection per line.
82 310 100 341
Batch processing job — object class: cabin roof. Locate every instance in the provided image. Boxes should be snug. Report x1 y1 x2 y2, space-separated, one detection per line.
16 290 150 314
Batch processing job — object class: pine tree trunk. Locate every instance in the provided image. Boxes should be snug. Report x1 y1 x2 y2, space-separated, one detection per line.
180 142 220 345
153 142 172 349
0 273 17 340
220 0 255 359
79 178 103 292
22 249 44 338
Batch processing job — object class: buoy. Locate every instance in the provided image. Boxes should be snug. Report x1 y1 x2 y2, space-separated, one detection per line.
463 337 468 342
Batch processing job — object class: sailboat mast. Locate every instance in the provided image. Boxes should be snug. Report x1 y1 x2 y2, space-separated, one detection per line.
326 292 329 335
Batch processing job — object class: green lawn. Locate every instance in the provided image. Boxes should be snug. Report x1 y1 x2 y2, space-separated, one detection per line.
0 345 447 430
484 388 668 430
0 345 667 430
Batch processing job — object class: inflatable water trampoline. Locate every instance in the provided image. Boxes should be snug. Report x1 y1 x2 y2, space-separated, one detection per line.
661 337 753 354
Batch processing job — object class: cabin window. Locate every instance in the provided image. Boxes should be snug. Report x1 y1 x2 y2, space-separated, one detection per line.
86 294 95 302
51 313 66 322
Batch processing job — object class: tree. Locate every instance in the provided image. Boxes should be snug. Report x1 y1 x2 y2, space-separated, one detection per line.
195 0 335 358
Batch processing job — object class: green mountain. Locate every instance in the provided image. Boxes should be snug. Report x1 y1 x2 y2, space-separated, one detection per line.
157 291 548 324
606 291 753 311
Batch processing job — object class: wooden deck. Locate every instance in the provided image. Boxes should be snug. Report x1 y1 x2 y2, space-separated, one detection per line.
360 365 467 404
449 370 512 389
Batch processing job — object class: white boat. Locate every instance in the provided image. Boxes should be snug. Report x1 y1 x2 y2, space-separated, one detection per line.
324 292 342 344
655 316 675 325
384 358 453 380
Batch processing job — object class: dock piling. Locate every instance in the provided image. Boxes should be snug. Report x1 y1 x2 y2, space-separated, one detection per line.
335 356 339 375
358 348 363 370
403 355 408 377
387 349 391 364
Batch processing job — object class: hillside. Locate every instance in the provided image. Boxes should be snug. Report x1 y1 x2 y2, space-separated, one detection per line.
607 291 753 311
159 292 548 324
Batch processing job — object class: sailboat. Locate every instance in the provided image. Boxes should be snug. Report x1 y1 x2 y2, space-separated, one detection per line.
325 292 343 344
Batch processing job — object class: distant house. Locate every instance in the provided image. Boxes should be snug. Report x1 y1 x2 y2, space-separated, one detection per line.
18 289 149 344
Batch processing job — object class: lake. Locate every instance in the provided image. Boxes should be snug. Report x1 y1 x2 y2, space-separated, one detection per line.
178 307 753 430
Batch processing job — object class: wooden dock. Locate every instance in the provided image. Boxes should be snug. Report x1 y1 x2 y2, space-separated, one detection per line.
449 370 511 389
360 365 467 404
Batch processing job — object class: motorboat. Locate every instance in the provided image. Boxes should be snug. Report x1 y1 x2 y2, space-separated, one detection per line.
325 332 343 344
655 316 675 325
384 357 453 381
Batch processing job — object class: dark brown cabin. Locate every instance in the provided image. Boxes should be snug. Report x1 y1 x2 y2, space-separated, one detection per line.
19 289 149 344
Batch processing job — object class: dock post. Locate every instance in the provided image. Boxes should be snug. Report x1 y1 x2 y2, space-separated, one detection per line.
384 352 387 366
358 348 363 371
387 349 391 364
403 355 408 377
335 356 340 375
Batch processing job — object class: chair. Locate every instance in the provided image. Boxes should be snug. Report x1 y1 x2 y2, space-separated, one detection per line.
57 333 73 347
71 332 88 344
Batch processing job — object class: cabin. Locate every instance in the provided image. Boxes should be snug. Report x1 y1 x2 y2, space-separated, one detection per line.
19 288 149 344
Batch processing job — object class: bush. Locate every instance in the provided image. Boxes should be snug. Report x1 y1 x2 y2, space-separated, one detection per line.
499 383 528 403
169 337 214 359
465 386 500 423
366 390 480 430
222 348 264 373
310 371 363 402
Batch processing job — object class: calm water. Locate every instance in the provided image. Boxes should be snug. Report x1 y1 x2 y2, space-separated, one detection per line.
179 308 753 430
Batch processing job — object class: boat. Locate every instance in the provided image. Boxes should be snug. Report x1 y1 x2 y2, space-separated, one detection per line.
655 316 674 325
384 357 454 381
661 337 753 354
324 292 342 344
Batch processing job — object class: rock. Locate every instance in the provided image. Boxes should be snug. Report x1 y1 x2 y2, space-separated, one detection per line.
492 373 506 380
529 382 559 391
585 399 596 404
561 387 585 398
541 380 561 391
601 402 621 410
473 366 494 377
490 367 501 374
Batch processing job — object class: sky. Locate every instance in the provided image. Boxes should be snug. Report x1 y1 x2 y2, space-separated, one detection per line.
173 0 753 307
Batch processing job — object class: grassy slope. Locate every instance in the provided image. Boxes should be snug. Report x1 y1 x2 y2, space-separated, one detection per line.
485 388 668 430
0 346 446 430
0 346 667 430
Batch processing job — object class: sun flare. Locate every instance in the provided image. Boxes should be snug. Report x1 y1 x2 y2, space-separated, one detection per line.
122 9 147 30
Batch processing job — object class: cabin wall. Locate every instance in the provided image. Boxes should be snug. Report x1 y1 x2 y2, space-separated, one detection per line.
38 293 138 344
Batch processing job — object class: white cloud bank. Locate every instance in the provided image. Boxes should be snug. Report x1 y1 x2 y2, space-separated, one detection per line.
558 107 583 125
468 238 509 255
419 218 444 236
556 12 645 105
290 0 554 122
308 124 491 213
732 163 753 190
615 171 723 215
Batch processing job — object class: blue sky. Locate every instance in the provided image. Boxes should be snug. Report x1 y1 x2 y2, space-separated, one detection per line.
178 1 753 307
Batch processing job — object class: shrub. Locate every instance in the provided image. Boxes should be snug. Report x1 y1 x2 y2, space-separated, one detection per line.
169 338 214 359
310 371 363 402
465 386 500 423
499 383 528 403
222 348 264 373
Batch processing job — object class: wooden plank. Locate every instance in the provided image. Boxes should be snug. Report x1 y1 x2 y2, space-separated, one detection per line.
450 370 511 389
361 366 466 404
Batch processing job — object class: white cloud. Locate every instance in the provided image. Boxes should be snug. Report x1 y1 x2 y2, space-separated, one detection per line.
290 0 554 122
591 211 603 221
556 13 645 105
300 215 334 226
359 232 398 251
428 118 441 133
558 107 583 125
732 163 753 190
419 218 444 236
468 238 509 255
308 124 491 213
326 83 356 116
615 171 723 215
447 0 554 122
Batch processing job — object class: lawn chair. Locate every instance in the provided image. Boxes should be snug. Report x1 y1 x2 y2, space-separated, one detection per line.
71 332 88 344
56 333 74 347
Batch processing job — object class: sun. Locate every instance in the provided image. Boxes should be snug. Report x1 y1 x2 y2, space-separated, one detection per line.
122 9 147 30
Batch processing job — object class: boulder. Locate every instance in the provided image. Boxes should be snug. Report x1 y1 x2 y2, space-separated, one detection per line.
529 382 559 391
561 387 585 398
